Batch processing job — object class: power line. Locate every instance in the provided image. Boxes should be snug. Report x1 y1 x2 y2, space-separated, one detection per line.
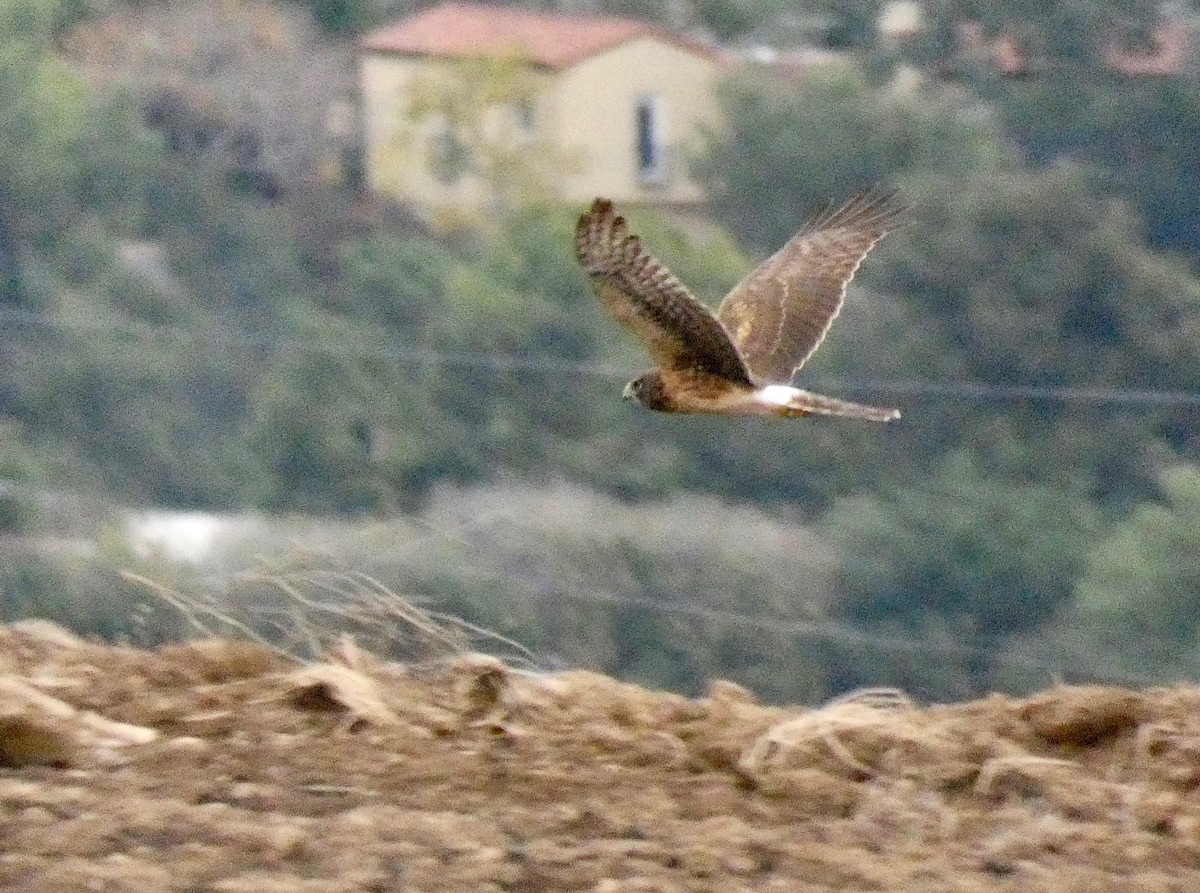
0 306 627 377
846 379 1200 408
1 305 1198 408
0 480 1177 690
420 509 1169 689
187 530 1170 689
525 585 1164 688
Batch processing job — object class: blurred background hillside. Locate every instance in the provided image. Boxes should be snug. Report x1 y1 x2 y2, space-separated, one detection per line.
1 0 1198 702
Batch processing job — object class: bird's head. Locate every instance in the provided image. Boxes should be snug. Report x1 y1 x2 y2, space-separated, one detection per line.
623 372 672 412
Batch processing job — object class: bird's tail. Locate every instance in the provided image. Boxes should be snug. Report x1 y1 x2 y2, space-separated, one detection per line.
779 388 900 422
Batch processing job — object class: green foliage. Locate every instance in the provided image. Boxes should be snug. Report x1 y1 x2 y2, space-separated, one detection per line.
890 164 1200 383
879 163 1200 501
816 451 1106 698
921 1 1157 63
992 75 1200 258
698 70 1011 251
245 329 465 513
692 0 791 41
7 317 271 506
0 1 154 247
336 233 456 329
0 0 338 508
814 0 877 49
1074 464 1200 641
908 4 1200 259
821 452 1102 634
1010 463 1200 688
298 0 374 35
4 0 1200 699
144 165 310 327
0 0 90 267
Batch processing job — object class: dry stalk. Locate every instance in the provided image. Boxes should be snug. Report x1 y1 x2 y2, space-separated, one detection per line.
124 567 537 669
975 754 1077 797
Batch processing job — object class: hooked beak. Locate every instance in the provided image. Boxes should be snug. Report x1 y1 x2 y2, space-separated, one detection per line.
622 381 637 401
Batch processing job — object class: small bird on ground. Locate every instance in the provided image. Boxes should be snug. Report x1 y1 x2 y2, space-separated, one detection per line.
575 188 904 421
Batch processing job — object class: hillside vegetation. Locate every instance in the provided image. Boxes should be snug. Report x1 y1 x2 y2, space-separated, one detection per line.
0 0 1198 699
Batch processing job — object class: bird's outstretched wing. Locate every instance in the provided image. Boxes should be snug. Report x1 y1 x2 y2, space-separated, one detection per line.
576 199 753 387
716 187 906 384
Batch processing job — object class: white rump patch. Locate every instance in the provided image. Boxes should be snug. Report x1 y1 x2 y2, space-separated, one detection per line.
757 385 799 407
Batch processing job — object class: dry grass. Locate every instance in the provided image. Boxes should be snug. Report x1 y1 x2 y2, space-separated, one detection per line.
2 625 1200 890
122 567 539 670
8 481 842 703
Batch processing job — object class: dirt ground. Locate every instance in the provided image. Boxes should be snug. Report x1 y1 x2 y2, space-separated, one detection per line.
2 621 1200 892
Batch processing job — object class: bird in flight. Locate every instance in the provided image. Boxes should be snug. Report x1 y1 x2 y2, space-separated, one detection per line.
575 188 904 421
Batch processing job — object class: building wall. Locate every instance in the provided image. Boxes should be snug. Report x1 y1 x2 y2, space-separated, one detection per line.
360 53 426 198
361 51 562 213
548 36 720 205
359 36 719 213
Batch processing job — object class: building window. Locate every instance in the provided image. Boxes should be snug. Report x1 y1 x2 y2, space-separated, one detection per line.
429 122 471 185
635 96 666 184
513 98 536 133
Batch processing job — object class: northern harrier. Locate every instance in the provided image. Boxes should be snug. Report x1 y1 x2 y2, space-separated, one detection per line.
575 189 904 421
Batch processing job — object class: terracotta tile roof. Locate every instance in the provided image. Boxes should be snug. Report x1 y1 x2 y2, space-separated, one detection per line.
1105 22 1188 76
360 2 711 69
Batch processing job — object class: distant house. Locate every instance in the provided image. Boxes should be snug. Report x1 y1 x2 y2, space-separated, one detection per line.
1105 21 1194 77
358 2 721 215
955 21 1031 77
955 17 1200 79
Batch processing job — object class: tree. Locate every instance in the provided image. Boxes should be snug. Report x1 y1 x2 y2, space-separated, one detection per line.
904 4 1200 260
918 0 1158 64
245 341 458 513
1073 464 1200 642
818 450 1103 696
878 163 1200 502
64 0 356 193
995 75 1200 260
697 69 1011 252
0 0 156 271
822 451 1102 633
1013 462 1200 686
692 0 792 41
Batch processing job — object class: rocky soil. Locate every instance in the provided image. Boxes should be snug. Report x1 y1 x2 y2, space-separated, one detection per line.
0 620 1198 892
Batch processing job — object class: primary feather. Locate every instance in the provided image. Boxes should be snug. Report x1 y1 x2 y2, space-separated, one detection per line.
575 199 752 386
716 187 906 384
